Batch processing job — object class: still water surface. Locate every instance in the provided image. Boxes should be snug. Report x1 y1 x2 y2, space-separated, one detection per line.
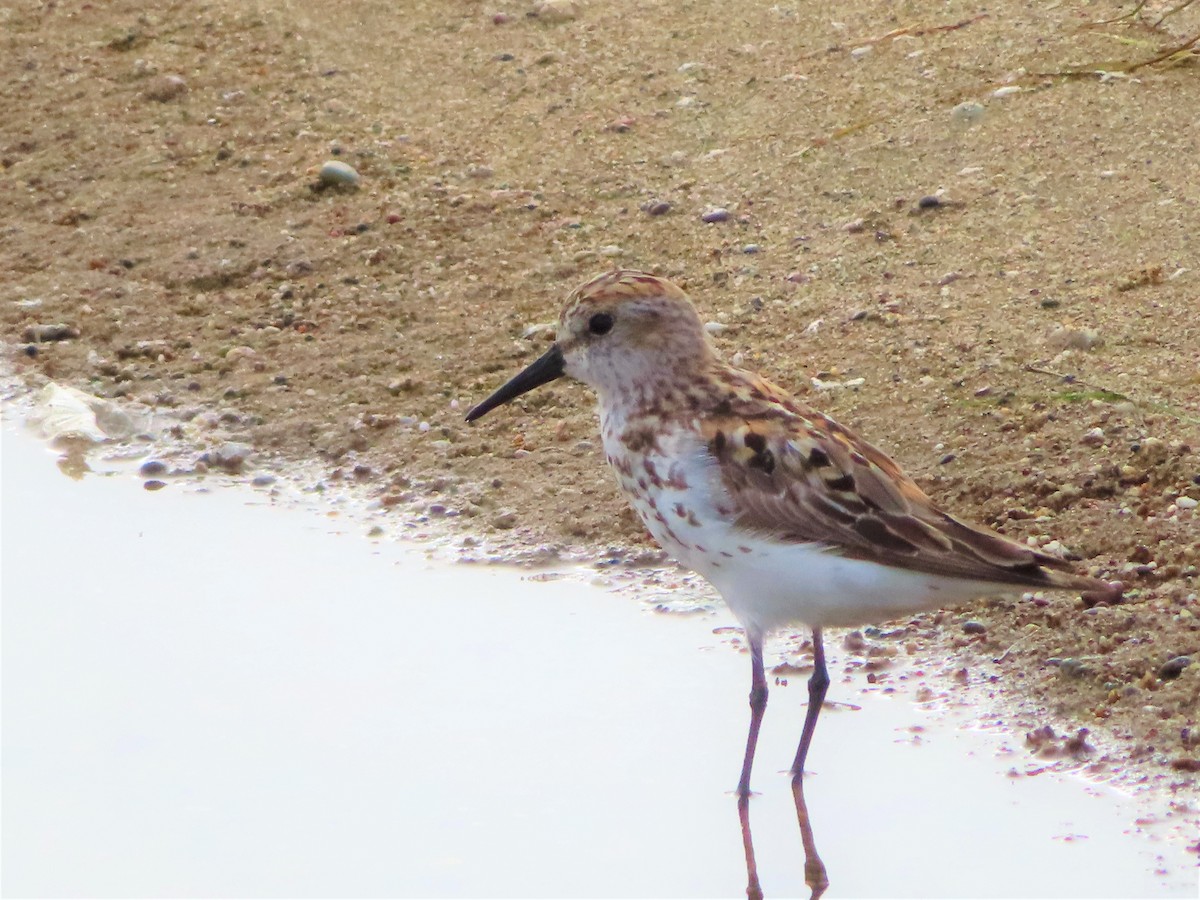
2 424 1196 898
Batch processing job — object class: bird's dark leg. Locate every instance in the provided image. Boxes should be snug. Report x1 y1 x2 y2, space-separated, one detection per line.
736 632 768 798
790 627 829 783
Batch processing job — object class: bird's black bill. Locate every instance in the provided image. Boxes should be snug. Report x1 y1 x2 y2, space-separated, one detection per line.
465 343 565 422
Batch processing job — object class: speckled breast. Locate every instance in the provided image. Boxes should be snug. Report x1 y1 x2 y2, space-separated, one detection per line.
599 414 735 576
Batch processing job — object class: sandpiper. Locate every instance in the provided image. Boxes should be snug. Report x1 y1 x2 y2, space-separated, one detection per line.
466 269 1121 796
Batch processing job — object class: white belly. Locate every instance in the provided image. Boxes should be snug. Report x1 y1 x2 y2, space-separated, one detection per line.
602 420 1001 639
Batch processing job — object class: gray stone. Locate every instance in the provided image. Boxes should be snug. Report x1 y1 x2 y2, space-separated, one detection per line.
1160 655 1192 679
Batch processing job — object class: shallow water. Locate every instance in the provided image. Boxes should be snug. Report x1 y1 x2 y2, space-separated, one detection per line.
2 422 1197 898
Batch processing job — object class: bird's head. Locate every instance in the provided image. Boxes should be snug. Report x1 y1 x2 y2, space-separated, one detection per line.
466 269 714 422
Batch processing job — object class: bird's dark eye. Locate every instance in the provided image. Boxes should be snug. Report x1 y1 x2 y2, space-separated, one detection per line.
588 312 614 336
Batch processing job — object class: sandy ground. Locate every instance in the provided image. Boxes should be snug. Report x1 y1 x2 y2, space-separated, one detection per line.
2 1 1198 779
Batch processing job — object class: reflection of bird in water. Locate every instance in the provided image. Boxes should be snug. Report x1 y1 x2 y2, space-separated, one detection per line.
740 780 828 900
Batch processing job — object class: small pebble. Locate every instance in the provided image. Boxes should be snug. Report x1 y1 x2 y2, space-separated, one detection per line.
252 474 276 487
992 85 1022 98
1135 436 1169 464
22 323 79 342
742 244 761 254
139 459 168 476
208 441 252 472
962 620 987 635
492 12 510 24
701 207 730 223
143 74 188 102
950 100 985 122
318 160 360 188
493 510 517 529
533 0 579 21
1176 496 1198 510
850 45 873 61
143 480 167 491
224 345 258 368
644 200 672 216
1080 427 1106 446
1059 658 1088 678
917 195 941 210
1047 325 1101 352
1159 656 1192 679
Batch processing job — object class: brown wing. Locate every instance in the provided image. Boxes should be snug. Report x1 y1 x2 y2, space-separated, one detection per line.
700 369 1121 602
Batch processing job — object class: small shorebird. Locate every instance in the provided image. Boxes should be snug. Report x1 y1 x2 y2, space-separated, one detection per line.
466 269 1121 797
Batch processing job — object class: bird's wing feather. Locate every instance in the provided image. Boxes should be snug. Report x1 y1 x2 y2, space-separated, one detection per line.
699 369 1118 598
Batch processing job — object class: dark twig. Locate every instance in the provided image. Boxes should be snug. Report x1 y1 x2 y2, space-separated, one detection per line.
1023 365 1200 425
1022 365 1133 402
1154 0 1199 27
1123 29 1200 71
1087 1 1147 27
